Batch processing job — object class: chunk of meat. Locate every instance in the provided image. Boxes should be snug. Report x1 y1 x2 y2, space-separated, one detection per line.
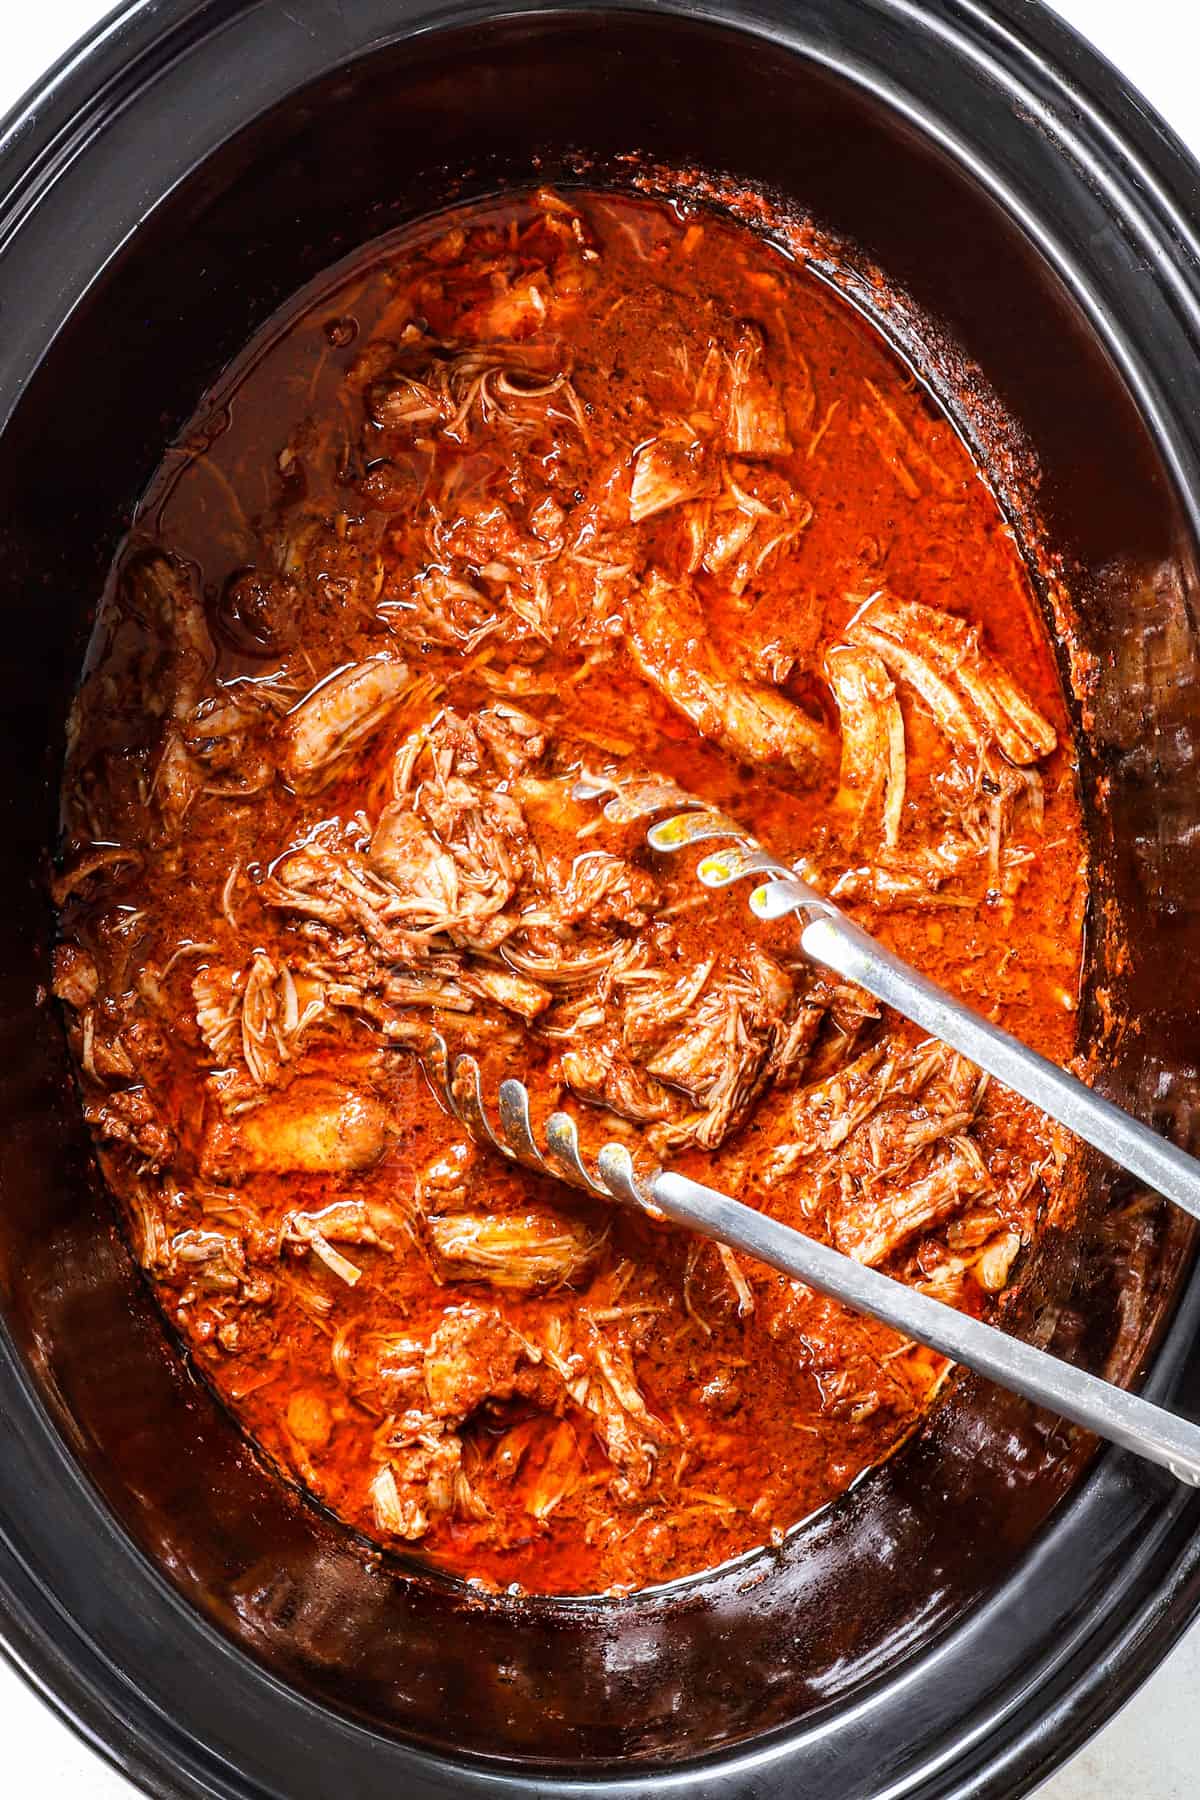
426 1208 600 1291
645 948 797 1149
907 601 1056 764
262 844 429 965
281 657 411 787
621 959 714 1058
390 708 535 946
838 1043 984 1185
769 1042 893 1174
193 965 240 1064
76 1009 137 1086
193 954 320 1087
182 691 273 799
627 572 832 778
521 849 658 929
384 564 501 654
846 591 1056 765
504 934 634 988
693 499 754 579
458 276 553 340
52 943 99 1010
522 1419 586 1521
474 702 547 774
461 964 551 1020
933 752 1045 882
689 464 812 597
628 433 709 523
371 1435 462 1540
834 1137 991 1266
83 1088 172 1167
771 1036 978 1175
369 371 450 432
153 728 202 833
718 323 792 457
826 644 906 848
49 845 142 908
374 336 579 448
422 1306 544 1419
365 1301 566 1544
542 1316 669 1504
857 378 959 502
828 837 977 908
977 1229 1023 1292
222 1077 392 1174
917 1227 1022 1304
123 549 214 720
283 1199 387 1287
368 804 461 924
550 933 830 1157
414 1139 476 1212
560 1039 675 1123
168 1224 272 1305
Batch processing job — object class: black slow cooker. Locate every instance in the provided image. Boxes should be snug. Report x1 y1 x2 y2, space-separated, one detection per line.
4 2 1200 1795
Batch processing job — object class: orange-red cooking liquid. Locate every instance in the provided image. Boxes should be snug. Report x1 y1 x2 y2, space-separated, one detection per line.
60 191 1085 1594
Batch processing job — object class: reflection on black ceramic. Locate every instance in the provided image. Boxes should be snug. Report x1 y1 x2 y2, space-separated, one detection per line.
1 3 1200 1798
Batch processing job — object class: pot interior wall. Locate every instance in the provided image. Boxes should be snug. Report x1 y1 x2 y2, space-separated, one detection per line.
0 7 1196 1774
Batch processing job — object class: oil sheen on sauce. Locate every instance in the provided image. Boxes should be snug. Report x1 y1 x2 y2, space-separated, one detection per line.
54 190 1086 1595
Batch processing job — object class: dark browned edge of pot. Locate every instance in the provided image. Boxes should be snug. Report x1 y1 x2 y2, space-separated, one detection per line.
3 2 1200 1797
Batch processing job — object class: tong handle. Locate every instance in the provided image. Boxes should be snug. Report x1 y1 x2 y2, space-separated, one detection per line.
651 1167 1200 1485
690 811 1200 1225
758 881 1200 1226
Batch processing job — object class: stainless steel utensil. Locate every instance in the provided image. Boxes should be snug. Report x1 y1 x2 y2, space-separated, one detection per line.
427 775 1200 1486
588 775 1200 1223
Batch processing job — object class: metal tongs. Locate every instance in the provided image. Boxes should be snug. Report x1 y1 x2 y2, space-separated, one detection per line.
432 777 1200 1485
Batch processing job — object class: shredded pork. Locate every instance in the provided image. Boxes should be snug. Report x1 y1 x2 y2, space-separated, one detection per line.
55 187 1083 1595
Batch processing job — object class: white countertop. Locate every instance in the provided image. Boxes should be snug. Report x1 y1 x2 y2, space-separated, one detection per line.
3 1 1196 1793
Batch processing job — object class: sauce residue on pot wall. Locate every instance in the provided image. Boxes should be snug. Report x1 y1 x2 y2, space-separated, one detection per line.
52 189 1085 1594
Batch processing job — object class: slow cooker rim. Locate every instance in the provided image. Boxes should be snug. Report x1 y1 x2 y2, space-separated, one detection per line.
4 2 1200 1797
